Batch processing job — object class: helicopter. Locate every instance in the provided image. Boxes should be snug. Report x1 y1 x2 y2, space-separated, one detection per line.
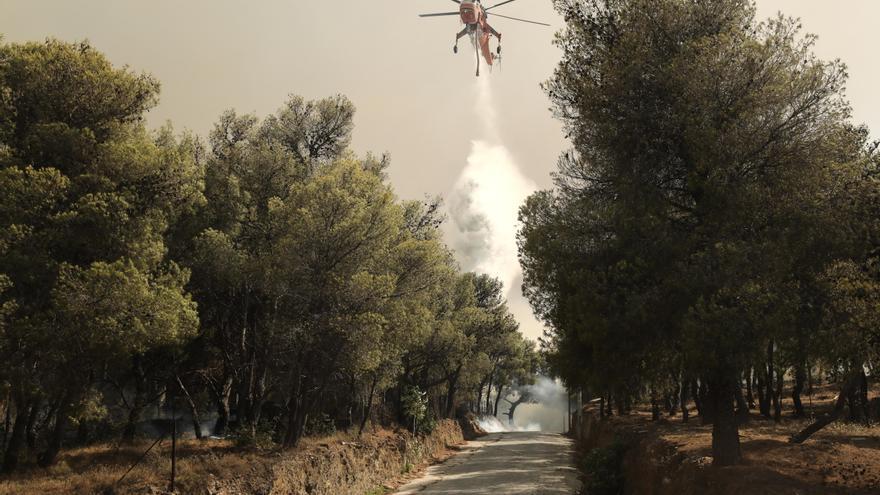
419 0 549 77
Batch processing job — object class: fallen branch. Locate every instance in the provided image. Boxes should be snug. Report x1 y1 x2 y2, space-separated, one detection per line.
789 373 860 444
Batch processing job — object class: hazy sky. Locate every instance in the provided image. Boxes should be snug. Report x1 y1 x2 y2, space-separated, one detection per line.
4 1 879 341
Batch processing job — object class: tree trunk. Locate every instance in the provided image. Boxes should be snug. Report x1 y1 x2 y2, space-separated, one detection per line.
493 386 504 417
745 368 755 409
213 372 233 436
484 371 495 414
846 387 860 421
283 370 313 448
505 398 523 425
1 391 11 454
122 356 146 443
767 342 780 421
734 382 749 424
284 400 309 448
698 379 715 425
858 371 870 423
664 393 677 416
445 368 461 418
176 375 203 440
756 368 770 417
122 399 145 442
250 366 268 430
39 397 70 467
236 339 257 435
475 377 487 415
679 379 690 423
25 400 41 448
792 364 805 418
1 399 27 473
691 381 702 417
807 365 814 395
790 373 861 443
709 375 741 466
773 367 784 423
358 375 378 436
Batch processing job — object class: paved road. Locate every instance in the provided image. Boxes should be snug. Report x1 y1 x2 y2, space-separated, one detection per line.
395 431 581 495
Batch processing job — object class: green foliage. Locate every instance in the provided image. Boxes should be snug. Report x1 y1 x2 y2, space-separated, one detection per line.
579 443 627 495
523 0 880 465
305 413 337 437
0 37 204 469
0 39 159 160
0 36 540 472
230 422 277 450
52 260 198 357
402 386 429 433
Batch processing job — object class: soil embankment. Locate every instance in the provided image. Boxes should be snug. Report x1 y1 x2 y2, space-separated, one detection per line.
572 405 880 495
0 420 466 495
224 419 464 495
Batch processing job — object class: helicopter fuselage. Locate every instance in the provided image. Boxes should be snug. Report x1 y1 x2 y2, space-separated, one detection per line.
459 2 486 27
419 0 549 76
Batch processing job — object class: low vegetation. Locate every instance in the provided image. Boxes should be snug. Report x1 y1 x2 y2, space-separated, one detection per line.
0 419 464 494
579 441 626 495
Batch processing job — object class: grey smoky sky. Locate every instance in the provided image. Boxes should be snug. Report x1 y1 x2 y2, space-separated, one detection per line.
4 0 879 340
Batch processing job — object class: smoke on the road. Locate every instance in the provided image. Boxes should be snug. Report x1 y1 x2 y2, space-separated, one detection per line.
477 415 540 433
478 376 571 433
511 376 569 433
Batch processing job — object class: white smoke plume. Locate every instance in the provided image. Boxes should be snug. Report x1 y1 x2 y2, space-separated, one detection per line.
478 376 570 433
510 376 569 433
477 415 540 433
449 77 537 298
447 77 572 434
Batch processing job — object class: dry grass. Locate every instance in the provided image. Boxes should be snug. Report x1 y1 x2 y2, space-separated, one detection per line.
0 422 465 495
0 437 248 495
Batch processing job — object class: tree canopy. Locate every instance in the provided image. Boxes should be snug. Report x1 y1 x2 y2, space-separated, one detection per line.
0 38 537 472
521 0 880 466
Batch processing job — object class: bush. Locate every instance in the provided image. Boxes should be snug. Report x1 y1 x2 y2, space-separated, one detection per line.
401 385 430 434
418 409 437 435
580 442 627 495
230 422 276 449
305 412 336 436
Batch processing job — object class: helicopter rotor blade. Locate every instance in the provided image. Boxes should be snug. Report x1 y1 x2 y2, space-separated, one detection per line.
450 0 461 3
485 0 517 10
488 12 550 26
419 11 461 17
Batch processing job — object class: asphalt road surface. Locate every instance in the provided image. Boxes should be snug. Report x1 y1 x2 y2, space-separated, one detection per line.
394 431 581 495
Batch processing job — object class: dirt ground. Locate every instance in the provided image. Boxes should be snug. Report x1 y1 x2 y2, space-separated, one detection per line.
395 431 580 495
580 385 880 495
646 412 880 493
